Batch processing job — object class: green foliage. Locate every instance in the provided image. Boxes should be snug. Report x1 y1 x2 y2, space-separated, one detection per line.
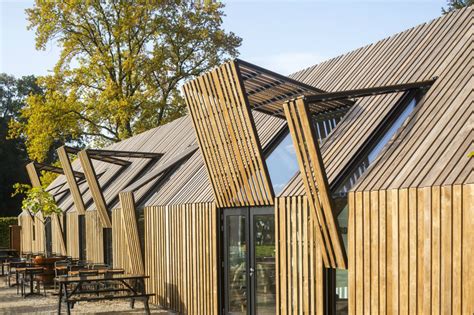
12 184 61 217
442 0 473 13
0 217 17 248
0 73 42 216
9 1 241 162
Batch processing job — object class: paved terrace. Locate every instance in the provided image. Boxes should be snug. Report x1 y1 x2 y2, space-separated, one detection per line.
0 281 169 314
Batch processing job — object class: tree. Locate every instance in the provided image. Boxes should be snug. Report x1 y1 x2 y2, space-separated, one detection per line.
0 74 40 216
9 1 241 162
442 0 473 13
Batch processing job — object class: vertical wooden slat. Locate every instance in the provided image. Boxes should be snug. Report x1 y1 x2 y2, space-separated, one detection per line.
451 184 462 314
462 184 473 314
431 186 441 315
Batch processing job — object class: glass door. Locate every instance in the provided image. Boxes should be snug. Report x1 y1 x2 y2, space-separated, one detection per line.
223 207 276 315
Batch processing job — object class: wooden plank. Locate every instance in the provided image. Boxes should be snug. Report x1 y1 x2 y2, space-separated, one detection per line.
370 190 379 314
118 192 144 275
57 146 86 214
451 185 462 314
431 186 441 315
78 150 111 228
440 185 452 314
348 192 356 315
399 188 409 315
355 191 364 315
408 188 417 315
25 162 41 188
462 184 473 314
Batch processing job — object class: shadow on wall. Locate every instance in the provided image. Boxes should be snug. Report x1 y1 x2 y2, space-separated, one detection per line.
157 283 186 314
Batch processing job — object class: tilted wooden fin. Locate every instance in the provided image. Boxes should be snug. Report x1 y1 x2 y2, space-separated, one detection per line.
57 146 86 215
118 192 144 275
183 60 274 207
283 97 347 269
78 150 112 228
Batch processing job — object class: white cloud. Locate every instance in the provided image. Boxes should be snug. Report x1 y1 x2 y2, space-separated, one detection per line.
249 52 326 76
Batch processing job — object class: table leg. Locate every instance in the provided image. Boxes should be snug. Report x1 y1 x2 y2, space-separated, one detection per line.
144 296 151 315
15 270 19 287
30 274 34 295
57 283 63 315
64 283 71 315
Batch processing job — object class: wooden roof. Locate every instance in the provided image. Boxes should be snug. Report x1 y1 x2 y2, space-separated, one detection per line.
48 111 285 212
46 8 472 208
281 7 473 195
235 59 353 118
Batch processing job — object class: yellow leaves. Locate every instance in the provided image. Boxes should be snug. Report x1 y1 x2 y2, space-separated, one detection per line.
16 0 241 160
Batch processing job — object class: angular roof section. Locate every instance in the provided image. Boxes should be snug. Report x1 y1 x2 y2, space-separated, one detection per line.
281 7 473 195
48 110 285 211
236 59 353 118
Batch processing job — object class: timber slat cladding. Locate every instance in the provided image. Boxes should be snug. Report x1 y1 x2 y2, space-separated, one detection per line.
78 150 112 228
52 214 66 256
348 183 474 315
118 192 144 275
282 8 473 196
275 196 324 315
283 98 346 269
19 212 33 254
57 146 86 215
66 211 79 259
183 60 274 207
111 209 130 272
143 203 218 314
85 211 104 263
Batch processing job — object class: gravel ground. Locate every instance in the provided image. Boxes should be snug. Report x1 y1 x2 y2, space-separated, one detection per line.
0 278 170 314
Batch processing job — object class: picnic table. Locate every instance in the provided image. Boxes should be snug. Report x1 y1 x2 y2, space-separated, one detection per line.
56 273 153 315
16 266 44 297
3 261 32 287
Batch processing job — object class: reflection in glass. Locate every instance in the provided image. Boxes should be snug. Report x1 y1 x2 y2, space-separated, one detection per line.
266 133 299 195
227 215 247 314
254 215 276 314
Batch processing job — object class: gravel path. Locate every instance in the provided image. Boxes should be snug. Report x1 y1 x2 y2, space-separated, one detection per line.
0 279 170 314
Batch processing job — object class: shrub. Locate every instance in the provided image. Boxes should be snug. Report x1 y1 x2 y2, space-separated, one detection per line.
0 217 18 248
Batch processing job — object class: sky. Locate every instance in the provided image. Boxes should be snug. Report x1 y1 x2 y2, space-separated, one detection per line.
1 0 447 77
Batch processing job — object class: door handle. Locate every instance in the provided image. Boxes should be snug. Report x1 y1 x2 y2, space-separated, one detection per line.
249 267 255 277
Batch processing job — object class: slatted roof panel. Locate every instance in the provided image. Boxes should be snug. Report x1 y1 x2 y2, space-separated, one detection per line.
236 59 354 119
279 7 473 196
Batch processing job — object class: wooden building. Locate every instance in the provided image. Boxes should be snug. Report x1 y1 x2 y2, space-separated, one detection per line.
19 7 472 314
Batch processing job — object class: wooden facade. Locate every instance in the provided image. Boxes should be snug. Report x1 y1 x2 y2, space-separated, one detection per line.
348 184 474 314
144 203 218 314
18 7 472 315
275 196 325 315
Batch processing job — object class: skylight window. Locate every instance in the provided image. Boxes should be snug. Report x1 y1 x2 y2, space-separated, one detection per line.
336 94 419 195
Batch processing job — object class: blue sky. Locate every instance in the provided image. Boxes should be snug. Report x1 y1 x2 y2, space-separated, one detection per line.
1 0 447 77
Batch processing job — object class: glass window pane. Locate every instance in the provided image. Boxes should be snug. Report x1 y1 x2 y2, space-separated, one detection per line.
265 133 299 195
254 214 276 315
227 215 247 314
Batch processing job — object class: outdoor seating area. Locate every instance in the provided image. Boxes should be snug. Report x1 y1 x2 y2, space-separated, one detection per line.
0 253 156 314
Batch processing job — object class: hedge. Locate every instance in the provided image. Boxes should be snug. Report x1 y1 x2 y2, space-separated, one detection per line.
0 217 18 248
